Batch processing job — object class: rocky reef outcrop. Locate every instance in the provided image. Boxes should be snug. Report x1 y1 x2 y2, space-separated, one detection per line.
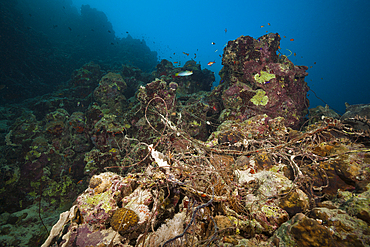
218 33 309 128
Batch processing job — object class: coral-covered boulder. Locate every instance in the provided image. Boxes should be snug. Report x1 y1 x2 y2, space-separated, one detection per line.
44 108 70 137
270 210 370 246
94 72 127 114
70 61 102 87
75 172 135 229
68 112 92 153
137 78 177 112
219 33 309 128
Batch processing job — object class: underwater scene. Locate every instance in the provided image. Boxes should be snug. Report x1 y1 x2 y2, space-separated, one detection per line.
1 0 370 246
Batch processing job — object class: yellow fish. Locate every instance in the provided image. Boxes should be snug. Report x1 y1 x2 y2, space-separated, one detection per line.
175 70 193 77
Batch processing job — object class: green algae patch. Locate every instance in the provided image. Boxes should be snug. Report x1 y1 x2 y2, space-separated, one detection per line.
250 89 269 106
254 71 276 84
5 167 19 185
82 190 113 213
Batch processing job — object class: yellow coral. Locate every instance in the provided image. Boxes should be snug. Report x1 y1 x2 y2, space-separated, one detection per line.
110 208 138 235
250 89 269 106
254 71 276 84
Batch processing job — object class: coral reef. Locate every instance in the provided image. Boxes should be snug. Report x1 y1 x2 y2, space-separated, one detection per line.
94 72 127 115
153 59 214 95
0 1 158 105
1 32 370 247
42 112 370 246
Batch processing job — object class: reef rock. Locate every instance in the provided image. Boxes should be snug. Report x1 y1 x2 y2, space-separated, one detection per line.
270 209 370 246
153 59 215 95
75 172 135 229
341 103 370 120
219 33 309 128
94 72 127 115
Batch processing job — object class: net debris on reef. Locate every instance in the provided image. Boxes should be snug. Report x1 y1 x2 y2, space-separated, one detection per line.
43 112 370 246
1 33 370 247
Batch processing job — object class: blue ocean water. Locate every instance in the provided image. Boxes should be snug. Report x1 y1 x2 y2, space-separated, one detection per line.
4 0 370 113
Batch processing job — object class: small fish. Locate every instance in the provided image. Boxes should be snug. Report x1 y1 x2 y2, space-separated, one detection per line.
314 62 317 64
68 27 72 31
211 42 216 45
108 30 111 33
173 61 178 64
175 71 193 77
224 28 227 33
283 36 286 38
207 61 215 66
268 23 271 26
293 52 296 56
182 52 189 56
214 49 218 52
290 38 294 41
260 25 264 28
77 180 83 184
